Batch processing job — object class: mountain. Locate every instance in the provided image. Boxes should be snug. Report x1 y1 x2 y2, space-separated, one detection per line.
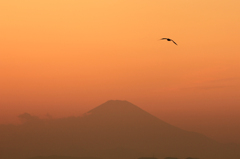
0 100 239 159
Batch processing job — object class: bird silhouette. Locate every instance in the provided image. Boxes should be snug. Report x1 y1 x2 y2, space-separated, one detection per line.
160 38 177 45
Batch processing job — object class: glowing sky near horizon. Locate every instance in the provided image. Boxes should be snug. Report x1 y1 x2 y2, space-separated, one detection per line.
0 0 240 143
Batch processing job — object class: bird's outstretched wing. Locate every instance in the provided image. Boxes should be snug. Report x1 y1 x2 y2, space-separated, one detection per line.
171 40 177 45
160 38 168 40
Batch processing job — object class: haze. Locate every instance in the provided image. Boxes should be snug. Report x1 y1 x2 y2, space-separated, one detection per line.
0 0 240 145
1 100 240 159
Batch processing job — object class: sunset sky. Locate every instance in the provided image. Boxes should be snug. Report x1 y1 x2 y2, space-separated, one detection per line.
0 0 240 144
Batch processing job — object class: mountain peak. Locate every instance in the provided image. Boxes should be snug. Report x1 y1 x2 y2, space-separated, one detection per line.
88 100 146 116
85 100 176 131
98 100 135 106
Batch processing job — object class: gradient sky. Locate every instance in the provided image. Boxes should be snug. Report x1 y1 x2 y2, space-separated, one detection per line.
0 0 240 144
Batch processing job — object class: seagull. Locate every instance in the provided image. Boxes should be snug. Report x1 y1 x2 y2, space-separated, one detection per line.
160 38 177 45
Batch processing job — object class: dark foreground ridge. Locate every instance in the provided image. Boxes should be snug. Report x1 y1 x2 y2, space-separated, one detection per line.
0 100 240 159
26 156 198 159
27 156 102 159
28 155 101 159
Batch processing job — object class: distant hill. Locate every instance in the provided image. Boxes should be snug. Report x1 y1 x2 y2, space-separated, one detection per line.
0 100 240 159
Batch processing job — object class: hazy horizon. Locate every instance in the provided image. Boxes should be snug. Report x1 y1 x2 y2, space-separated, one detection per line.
1 100 240 145
1 100 240 159
1 99 240 145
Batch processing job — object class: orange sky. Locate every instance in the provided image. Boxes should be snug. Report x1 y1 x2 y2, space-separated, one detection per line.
0 0 240 143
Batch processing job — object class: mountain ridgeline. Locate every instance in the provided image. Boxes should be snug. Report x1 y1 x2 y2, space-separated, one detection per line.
0 100 239 159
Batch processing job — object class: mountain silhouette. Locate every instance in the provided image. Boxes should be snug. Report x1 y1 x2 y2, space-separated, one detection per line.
78 100 232 159
0 100 239 159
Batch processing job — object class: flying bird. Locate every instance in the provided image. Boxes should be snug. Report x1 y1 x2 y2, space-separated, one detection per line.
160 38 177 45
